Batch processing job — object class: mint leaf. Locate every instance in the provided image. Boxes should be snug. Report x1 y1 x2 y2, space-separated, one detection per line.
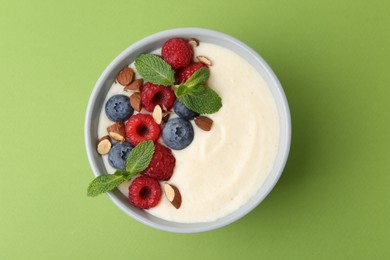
175 68 222 114
134 54 175 86
87 170 130 197
174 84 189 97
87 141 155 197
177 85 222 114
126 140 155 174
184 67 210 88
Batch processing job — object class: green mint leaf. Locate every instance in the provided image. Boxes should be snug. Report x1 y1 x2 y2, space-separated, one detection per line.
87 170 129 197
174 84 189 97
134 54 175 86
87 141 155 198
183 67 210 88
125 140 155 174
177 85 222 114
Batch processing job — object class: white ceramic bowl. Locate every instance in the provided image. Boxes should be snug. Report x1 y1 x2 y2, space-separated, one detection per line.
85 28 291 233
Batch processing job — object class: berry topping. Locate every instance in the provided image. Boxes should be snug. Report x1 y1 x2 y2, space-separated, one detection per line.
108 141 134 170
125 114 161 146
105 94 134 122
162 118 194 150
141 82 176 112
173 100 199 120
142 142 176 180
176 62 208 84
129 176 162 209
161 38 193 70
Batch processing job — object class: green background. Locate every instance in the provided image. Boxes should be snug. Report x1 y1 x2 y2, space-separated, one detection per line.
1 0 389 259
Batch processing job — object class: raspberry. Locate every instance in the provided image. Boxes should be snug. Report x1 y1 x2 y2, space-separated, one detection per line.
141 82 176 112
125 114 161 146
142 142 176 180
128 175 161 209
161 38 193 70
176 62 208 84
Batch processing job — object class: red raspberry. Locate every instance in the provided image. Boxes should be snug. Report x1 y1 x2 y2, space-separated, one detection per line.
176 62 208 84
141 82 176 112
142 142 176 180
161 38 193 70
128 175 162 209
125 114 160 146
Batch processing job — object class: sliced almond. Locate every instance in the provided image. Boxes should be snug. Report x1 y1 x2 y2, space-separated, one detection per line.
117 67 134 86
124 79 143 92
107 122 126 142
162 112 170 123
188 38 199 47
196 56 212 66
194 116 213 131
130 93 142 112
152 105 162 124
161 105 168 112
164 183 182 209
97 135 112 155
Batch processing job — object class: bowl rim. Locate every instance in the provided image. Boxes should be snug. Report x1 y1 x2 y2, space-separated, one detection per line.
85 27 291 233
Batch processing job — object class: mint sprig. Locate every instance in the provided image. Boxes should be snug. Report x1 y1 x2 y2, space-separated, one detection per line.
176 85 222 114
87 170 130 197
134 54 175 86
125 140 154 173
183 67 210 88
87 140 155 197
175 67 222 114
134 54 222 114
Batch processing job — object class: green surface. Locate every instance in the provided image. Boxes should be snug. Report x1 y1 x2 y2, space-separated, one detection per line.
1 0 389 259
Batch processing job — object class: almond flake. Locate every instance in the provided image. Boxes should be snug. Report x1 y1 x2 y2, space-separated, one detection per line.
152 105 162 124
196 56 212 66
194 116 213 131
124 79 143 92
130 93 142 112
97 135 112 155
162 112 170 123
107 122 126 142
188 38 199 47
164 183 182 209
117 67 134 86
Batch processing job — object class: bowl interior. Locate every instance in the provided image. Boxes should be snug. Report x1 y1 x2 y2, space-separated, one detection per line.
85 28 291 233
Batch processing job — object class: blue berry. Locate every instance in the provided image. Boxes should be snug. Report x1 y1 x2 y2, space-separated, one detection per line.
108 142 133 170
105 95 133 122
162 118 194 150
173 100 199 120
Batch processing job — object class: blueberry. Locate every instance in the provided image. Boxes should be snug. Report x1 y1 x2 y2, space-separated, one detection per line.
105 94 133 122
173 100 199 120
108 142 134 170
162 118 194 150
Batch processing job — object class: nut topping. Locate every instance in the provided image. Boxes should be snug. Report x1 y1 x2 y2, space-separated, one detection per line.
124 79 143 92
97 135 112 155
130 93 142 112
196 56 212 66
162 112 170 123
106 122 126 142
194 116 213 131
117 67 134 86
163 183 182 209
188 38 199 47
152 105 163 124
